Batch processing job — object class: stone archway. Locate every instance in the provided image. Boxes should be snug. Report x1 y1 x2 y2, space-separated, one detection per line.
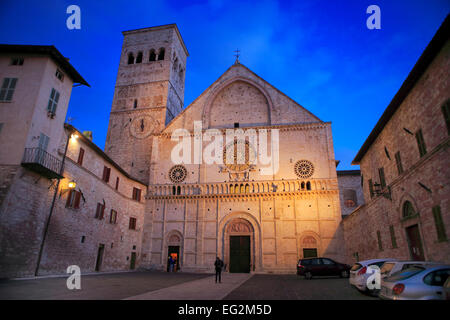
298 232 321 259
164 230 183 272
219 213 261 272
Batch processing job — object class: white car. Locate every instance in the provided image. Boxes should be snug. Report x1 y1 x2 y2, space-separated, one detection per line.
380 260 438 279
349 258 397 293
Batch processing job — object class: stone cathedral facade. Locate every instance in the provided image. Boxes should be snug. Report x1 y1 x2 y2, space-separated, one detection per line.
104 24 345 273
0 23 350 278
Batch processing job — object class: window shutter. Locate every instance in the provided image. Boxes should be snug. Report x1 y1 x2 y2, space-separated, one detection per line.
442 101 450 136
433 205 447 241
368 179 374 198
77 148 85 165
415 129 427 157
389 225 397 248
376 231 383 251
66 190 73 207
378 167 386 189
74 191 81 209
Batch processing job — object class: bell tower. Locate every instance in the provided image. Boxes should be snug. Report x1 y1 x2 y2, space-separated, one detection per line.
105 24 188 184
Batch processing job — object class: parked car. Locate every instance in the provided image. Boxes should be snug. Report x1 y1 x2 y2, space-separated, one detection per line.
349 258 397 293
443 276 450 300
379 265 450 300
380 260 439 279
297 257 351 279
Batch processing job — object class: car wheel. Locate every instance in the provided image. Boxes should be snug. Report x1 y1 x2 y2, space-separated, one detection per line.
340 270 349 278
304 272 312 280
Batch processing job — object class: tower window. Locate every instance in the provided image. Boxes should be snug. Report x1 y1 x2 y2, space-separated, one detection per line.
133 99 137 109
149 49 156 61
127 52 135 64
158 48 165 60
136 52 143 63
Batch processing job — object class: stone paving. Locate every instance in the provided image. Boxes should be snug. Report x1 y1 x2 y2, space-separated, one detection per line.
0 271 375 300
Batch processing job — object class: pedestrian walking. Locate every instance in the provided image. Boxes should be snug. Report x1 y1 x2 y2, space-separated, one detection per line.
168 256 175 272
214 257 224 283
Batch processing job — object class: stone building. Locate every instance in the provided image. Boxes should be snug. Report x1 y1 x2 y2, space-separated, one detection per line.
343 16 450 264
0 24 350 277
337 170 364 217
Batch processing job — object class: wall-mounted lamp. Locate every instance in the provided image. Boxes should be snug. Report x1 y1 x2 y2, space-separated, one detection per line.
68 181 77 189
71 134 79 140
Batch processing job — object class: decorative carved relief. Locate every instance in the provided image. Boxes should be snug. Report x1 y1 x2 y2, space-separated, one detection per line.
302 236 317 246
227 218 253 233
168 234 181 243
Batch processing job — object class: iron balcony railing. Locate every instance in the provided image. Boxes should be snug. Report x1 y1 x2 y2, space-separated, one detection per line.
21 147 63 179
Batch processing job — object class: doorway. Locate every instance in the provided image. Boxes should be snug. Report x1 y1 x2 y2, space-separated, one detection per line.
303 248 318 258
130 252 136 270
167 246 180 272
406 225 425 261
95 244 105 271
229 236 250 273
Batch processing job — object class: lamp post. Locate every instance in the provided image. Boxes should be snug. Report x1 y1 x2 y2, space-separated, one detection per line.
34 129 75 276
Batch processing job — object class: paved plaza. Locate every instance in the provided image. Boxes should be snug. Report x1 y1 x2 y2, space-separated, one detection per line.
0 271 376 300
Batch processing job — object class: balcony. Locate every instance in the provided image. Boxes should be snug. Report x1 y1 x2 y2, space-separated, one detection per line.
21 148 63 179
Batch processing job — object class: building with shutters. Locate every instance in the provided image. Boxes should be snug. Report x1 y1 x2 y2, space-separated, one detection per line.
342 16 450 264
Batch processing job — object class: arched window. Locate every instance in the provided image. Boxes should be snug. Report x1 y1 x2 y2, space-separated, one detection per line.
177 186 181 195
149 49 156 61
172 186 176 195
235 184 240 193
127 52 135 64
133 99 138 109
230 184 234 194
245 184 250 193
158 48 165 60
403 201 415 218
306 181 311 191
301 182 305 190
136 52 143 63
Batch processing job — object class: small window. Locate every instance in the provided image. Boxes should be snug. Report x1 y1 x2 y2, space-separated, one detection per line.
157 48 165 60
133 99 137 109
378 167 386 189
95 203 105 220
132 187 141 201
102 166 111 183
149 49 156 61
11 57 24 65
234 122 239 128
442 100 450 136
127 52 135 65
389 225 398 248
415 129 427 158
376 230 383 251
77 148 85 166
66 190 81 209
47 88 60 116
115 177 120 190
135 52 143 63
81 236 85 243
402 201 415 218
129 217 137 230
395 151 404 175
110 209 117 224
55 69 64 81
432 205 447 242
0 78 18 102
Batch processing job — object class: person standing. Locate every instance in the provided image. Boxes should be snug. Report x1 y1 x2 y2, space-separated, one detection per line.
214 257 224 283
168 256 175 272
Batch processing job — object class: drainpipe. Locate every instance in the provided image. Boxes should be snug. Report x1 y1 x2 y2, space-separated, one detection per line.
34 128 72 276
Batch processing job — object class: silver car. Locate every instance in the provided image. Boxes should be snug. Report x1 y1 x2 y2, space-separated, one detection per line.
380 260 438 279
379 265 450 300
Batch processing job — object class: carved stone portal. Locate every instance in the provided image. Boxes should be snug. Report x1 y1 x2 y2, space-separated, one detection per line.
226 218 253 233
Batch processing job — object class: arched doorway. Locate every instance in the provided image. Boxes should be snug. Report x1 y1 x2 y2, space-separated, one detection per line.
165 231 183 272
224 218 254 273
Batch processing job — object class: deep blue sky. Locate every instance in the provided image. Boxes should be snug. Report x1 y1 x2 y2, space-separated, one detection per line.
1 1 449 169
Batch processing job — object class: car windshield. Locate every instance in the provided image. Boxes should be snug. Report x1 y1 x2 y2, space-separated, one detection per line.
385 266 425 281
351 263 362 271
